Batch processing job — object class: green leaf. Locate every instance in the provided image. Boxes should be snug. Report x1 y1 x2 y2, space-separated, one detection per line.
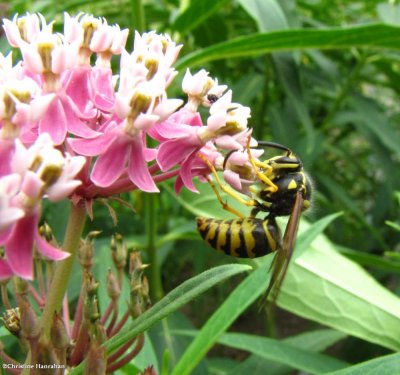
171 0 230 34
175 24 400 69
278 222 400 351
171 262 273 375
69 264 252 375
294 212 343 258
239 0 288 31
327 352 400 375
230 329 346 375
337 245 400 274
216 332 348 374
175 328 347 375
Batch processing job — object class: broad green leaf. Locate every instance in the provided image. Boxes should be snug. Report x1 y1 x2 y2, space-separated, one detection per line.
171 262 273 375
171 0 230 34
175 24 400 69
278 225 400 351
69 264 252 374
327 352 400 375
294 212 342 258
216 332 348 374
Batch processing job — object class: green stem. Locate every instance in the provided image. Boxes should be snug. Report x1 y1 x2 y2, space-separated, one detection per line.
130 0 146 33
145 194 163 302
40 202 87 339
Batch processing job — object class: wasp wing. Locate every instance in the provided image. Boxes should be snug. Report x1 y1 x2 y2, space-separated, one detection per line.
260 191 303 309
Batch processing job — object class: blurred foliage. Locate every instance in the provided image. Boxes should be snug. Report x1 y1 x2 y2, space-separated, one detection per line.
2 0 400 374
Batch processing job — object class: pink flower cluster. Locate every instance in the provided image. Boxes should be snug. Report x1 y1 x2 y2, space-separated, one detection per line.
0 13 264 280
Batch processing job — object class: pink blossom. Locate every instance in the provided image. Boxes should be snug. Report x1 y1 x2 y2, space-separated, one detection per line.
70 120 159 193
174 142 222 193
182 69 227 111
3 13 48 47
12 134 85 202
0 173 24 231
155 108 203 171
0 133 85 280
222 148 264 196
0 210 69 280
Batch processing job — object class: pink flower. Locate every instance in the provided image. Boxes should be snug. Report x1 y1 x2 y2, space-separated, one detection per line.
0 133 85 280
174 142 222 193
154 108 203 171
0 173 24 231
63 13 129 65
0 210 69 280
222 148 263 196
70 122 159 192
182 69 227 111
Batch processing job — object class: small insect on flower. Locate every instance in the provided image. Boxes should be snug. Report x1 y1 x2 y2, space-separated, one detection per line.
197 140 312 306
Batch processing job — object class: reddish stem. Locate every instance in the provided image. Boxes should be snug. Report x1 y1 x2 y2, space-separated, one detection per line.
28 285 45 309
62 295 71 337
100 300 114 326
69 323 89 366
109 310 130 337
71 291 84 341
105 307 118 337
106 334 144 373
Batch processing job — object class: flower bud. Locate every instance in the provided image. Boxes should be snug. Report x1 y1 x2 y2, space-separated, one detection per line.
50 313 70 352
84 340 107 375
1 308 21 337
79 231 100 270
106 269 121 300
111 233 127 270
19 297 40 340
140 365 157 375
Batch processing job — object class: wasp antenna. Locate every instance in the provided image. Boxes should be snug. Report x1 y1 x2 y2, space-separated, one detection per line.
257 140 293 154
223 149 236 169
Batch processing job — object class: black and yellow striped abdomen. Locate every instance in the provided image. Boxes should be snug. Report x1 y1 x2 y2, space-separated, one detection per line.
196 217 282 258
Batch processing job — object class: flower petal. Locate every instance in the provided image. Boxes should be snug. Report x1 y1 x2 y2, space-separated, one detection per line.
128 138 159 192
91 139 130 187
68 130 117 156
38 97 67 145
157 137 200 171
35 231 70 261
0 259 13 280
5 213 37 280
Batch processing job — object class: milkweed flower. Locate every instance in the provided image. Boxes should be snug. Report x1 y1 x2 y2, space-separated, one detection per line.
69 31 183 193
155 84 253 192
0 133 85 280
0 11 270 279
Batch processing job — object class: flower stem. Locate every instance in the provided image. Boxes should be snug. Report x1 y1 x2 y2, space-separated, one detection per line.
144 194 163 301
130 0 145 33
40 202 87 340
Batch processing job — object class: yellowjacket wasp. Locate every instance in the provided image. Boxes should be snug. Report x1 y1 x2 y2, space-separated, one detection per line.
197 140 312 303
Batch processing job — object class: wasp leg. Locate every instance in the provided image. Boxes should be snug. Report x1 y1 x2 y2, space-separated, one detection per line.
246 138 279 193
204 175 245 219
198 153 259 213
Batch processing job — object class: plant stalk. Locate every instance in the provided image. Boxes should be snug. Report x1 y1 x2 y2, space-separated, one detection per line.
145 194 163 301
40 202 87 340
131 0 145 33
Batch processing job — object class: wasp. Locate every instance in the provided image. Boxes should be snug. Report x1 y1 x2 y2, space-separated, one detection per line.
197 140 312 303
